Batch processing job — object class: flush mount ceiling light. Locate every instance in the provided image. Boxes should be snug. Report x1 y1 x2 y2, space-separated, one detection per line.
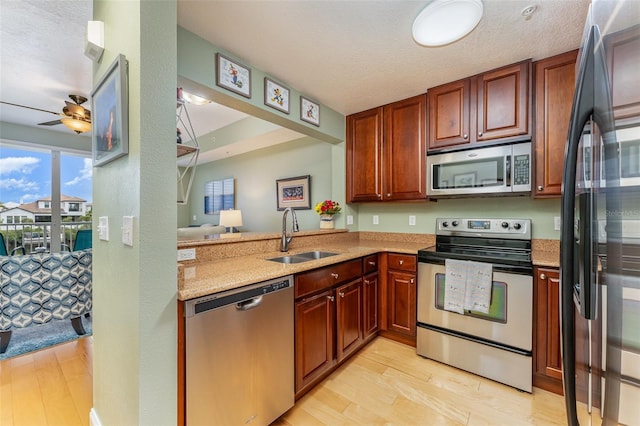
412 0 484 47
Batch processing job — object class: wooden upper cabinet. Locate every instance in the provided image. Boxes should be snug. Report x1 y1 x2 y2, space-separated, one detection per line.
427 60 532 151
534 50 578 198
477 60 531 142
427 79 471 150
347 95 426 202
346 107 383 202
605 25 640 120
383 94 427 201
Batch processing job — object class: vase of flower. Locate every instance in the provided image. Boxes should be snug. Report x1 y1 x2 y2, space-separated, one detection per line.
315 199 341 230
320 214 334 229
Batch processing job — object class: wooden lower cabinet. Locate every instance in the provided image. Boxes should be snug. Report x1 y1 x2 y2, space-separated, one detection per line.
533 266 563 395
380 253 417 346
336 279 364 362
295 289 336 396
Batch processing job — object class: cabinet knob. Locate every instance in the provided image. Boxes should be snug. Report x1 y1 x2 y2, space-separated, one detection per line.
368 261 376 266
377 194 382 199
327 295 335 302
540 273 547 280
386 193 391 197
339 292 345 298
364 279 370 285
410 278 415 284
463 134 468 139
399 259 404 265
331 273 339 279
478 131 483 137
537 185 544 191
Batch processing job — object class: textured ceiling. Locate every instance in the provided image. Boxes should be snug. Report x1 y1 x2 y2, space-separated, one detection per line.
1 0 590 141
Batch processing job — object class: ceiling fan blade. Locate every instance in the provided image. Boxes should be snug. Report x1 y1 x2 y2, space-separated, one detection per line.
38 119 63 126
0 100 59 116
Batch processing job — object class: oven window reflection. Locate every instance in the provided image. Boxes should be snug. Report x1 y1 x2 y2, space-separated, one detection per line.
434 273 508 323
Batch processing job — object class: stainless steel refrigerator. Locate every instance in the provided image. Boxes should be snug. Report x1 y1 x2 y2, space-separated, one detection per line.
561 0 640 425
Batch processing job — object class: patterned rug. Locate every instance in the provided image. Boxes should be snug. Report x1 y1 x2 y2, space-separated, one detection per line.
0 316 92 360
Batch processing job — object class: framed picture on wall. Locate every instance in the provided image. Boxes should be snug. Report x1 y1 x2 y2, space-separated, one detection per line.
276 175 311 210
216 53 251 98
91 54 129 167
264 77 290 114
300 96 320 126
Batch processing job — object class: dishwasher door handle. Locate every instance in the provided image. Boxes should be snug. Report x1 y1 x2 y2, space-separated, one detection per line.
236 296 263 311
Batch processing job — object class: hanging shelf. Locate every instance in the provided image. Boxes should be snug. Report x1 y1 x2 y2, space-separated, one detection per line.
176 98 199 205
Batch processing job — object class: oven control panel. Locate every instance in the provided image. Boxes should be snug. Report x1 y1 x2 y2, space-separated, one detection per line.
436 218 531 239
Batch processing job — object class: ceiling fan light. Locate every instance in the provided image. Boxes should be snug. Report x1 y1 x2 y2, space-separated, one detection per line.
61 117 92 134
412 0 483 47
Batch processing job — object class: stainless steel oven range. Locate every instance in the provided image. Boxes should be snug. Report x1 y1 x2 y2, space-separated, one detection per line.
417 218 533 392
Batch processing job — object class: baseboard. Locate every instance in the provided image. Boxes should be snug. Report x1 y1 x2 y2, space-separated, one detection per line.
90 408 102 426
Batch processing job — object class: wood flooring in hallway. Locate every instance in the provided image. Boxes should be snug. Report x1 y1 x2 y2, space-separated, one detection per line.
0 335 569 425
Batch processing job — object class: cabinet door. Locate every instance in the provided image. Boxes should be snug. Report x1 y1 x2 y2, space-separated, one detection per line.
534 50 578 198
383 94 427 200
346 107 383 202
336 279 364 362
295 289 336 394
387 270 417 337
533 267 563 395
363 272 379 340
427 79 471 150
476 60 531 142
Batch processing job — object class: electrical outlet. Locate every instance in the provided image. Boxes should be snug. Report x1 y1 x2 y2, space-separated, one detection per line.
346 215 354 225
178 248 196 261
554 216 561 231
373 215 379 225
409 215 416 226
193 215 197 221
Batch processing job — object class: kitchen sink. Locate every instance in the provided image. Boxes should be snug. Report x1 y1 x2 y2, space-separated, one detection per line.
266 251 338 264
295 251 338 259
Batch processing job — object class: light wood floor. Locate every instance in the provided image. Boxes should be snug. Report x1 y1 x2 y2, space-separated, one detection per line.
0 336 568 425
0 336 93 426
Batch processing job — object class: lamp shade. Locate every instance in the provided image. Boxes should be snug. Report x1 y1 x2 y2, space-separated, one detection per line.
412 0 483 47
219 209 243 230
61 117 92 134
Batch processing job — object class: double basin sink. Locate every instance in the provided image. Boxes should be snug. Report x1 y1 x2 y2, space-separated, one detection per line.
267 250 338 264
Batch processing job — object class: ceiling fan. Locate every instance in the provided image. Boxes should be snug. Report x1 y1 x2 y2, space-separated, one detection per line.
0 94 92 134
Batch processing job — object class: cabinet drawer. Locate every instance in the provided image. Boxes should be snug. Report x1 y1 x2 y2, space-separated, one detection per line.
387 253 416 272
296 259 363 299
363 254 378 274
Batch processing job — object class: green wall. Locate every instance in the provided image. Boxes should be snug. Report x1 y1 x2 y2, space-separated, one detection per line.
92 1 176 425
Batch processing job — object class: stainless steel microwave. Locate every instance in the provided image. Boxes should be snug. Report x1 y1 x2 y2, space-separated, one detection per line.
426 142 532 198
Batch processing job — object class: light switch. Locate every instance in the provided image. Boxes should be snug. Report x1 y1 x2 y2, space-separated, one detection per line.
373 215 379 225
409 215 416 226
122 216 134 246
554 216 561 231
346 215 354 225
98 216 109 241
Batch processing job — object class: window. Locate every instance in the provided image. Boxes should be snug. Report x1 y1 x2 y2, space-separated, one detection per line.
68 203 80 212
204 178 235 214
43 201 50 208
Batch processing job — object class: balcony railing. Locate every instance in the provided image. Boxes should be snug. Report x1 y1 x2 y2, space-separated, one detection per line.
0 222 92 254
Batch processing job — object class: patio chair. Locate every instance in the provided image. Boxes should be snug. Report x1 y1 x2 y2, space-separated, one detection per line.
73 229 92 251
0 233 25 256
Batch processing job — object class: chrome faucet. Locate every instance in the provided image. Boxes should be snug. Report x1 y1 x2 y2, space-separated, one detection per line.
281 207 299 252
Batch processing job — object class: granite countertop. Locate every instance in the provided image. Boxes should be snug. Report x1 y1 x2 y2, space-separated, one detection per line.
178 239 428 301
177 231 561 301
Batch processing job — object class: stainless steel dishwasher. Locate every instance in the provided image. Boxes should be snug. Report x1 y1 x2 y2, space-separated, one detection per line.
185 275 294 426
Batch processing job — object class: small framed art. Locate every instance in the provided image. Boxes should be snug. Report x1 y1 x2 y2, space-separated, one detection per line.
276 175 311 210
300 96 320 126
91 54 129 167
216 53 251 98
264 77 290 114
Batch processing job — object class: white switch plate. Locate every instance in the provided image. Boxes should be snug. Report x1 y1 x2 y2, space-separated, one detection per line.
346 215 353 225
409 215 416 226
554 216 561 231
178 248 196 261
98 216 109 241
373 215 379 225
122 216 134 246
193 215 197 221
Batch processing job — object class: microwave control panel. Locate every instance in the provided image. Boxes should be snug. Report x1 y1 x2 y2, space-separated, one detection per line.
513 154 530 185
